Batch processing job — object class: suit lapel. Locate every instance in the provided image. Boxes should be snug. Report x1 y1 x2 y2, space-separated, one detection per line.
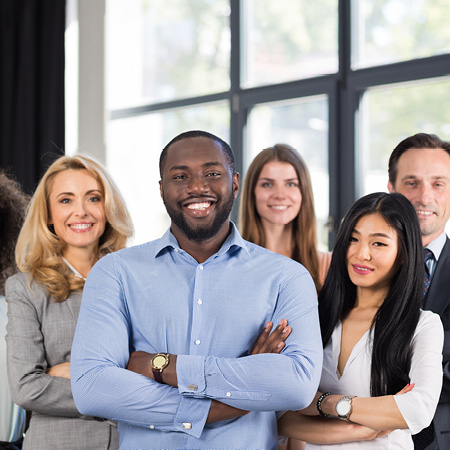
425 237 450 315
66 290 83 323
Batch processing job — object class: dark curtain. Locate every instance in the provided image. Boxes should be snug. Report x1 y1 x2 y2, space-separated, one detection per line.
0 0 66 194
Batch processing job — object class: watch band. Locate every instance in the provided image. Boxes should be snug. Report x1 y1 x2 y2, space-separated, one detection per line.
153 369 164 384
316 392 332 417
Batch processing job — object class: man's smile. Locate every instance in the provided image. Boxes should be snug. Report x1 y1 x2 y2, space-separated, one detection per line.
181 197 218 218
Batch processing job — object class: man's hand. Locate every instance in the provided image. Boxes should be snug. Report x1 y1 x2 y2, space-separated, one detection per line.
251 319 291 355
47 362 71 379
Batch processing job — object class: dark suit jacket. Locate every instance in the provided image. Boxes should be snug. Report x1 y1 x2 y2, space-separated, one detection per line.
423 237 450 449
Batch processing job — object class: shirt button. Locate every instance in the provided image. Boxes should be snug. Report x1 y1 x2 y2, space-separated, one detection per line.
198 265 204 270
182 422 192 429
150 425 155 429
226 392 231 397
195 339 201 345
174 248 179 252
197 299 202 305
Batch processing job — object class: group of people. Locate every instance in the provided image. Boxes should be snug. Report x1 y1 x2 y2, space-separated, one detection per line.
0 130 449 450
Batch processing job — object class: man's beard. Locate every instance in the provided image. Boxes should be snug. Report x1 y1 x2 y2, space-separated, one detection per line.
163 192 234 242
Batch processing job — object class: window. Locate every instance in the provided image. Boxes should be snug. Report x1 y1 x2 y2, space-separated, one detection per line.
359 77 450 196
102 0 450 246
247 96 329 250
242 0 338 88
353 0 450 69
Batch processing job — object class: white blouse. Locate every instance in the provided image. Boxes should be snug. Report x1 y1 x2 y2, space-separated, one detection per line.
306 310 444 450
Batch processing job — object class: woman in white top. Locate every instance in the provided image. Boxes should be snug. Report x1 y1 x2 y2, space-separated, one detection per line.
278 192 444 449
6 155 133 450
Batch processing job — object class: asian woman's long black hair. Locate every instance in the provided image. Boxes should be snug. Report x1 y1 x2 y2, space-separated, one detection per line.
319 192 424 396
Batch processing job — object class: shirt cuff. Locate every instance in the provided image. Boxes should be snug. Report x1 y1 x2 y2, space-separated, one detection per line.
173 395 211 438
177 354 207 397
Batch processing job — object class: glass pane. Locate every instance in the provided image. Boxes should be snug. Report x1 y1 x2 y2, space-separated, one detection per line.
246 97 329 250
353 0 450 69
242 0 338 88
359 77 450 198
106 0 230 109
107 102 230 245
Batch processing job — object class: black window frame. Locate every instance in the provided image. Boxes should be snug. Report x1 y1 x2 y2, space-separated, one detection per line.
108 0 450 247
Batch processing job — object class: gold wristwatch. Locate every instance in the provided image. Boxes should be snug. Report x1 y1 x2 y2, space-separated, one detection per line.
151 353 170 384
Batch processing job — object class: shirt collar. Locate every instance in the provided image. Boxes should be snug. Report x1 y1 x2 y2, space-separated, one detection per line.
154 222 250 259
425 232 447 261
63 257 86 280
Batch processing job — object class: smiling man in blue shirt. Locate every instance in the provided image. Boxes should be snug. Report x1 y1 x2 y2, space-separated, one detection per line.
71 130 323 450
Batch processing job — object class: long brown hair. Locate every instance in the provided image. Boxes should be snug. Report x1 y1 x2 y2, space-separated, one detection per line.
16 154 134 301
239 144 321 290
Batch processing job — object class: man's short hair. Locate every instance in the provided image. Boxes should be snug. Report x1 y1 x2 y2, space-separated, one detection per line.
388 133 450 185
159 130 236 177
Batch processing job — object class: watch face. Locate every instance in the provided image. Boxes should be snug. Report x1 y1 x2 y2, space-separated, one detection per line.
336 398 351 416
152 354 167 369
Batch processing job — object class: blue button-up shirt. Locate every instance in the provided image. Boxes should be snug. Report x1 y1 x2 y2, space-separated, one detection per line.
71 224 323 450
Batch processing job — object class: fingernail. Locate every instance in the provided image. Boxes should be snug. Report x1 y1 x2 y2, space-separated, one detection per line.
282 327 289 333
277 342 283 349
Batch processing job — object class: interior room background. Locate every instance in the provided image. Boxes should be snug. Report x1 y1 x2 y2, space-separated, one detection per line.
3 0 450 248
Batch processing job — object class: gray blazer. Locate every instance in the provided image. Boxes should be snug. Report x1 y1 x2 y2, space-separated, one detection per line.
6 272 119 450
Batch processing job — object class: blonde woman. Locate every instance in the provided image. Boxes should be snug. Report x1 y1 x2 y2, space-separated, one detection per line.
6 155 133 450
239 144 330 293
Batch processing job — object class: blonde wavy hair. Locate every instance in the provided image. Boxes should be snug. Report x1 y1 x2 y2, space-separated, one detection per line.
16 154 134 302
239 144 321 291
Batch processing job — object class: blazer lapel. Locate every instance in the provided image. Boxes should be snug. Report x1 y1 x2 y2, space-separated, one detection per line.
66 290 83 323
425 237 450 316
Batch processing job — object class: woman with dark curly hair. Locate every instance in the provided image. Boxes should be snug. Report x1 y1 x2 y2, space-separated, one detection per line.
0 173 29 294
0 172 29 448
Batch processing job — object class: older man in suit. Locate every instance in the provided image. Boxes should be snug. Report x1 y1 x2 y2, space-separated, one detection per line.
388 133 450 450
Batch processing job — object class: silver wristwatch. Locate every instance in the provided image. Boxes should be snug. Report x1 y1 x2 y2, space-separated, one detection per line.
335 395 356 421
